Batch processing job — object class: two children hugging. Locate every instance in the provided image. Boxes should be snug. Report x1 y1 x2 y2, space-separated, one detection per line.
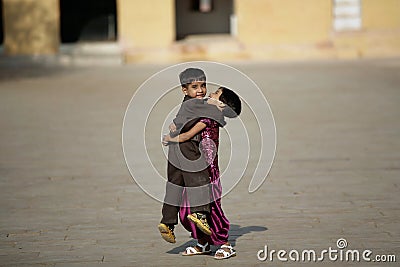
158 68 241 260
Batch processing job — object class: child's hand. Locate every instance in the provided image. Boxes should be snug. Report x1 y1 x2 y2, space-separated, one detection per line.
207 98 225 110
169 122 177 132
162 134 171 146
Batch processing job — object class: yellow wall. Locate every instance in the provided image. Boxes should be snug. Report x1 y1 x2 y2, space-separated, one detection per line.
235 0 332 45
3 0 59 55
1 0 399 61
332 0 400 59
362 0 400 30
117 0 175 48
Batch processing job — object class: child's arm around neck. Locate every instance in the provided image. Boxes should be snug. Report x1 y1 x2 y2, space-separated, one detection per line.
163 121 206 145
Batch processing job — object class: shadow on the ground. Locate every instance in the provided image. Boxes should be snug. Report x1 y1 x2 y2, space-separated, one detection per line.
166 224 268 254
228 224 268 246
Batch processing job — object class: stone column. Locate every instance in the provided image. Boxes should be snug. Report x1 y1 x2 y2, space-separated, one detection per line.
3 0 60 55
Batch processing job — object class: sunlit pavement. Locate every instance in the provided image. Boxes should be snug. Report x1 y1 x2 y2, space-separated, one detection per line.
0 58 399 266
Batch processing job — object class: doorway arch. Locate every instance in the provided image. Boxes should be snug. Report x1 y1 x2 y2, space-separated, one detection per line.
59 0 117 43
0 0 3 45
175 0 234 40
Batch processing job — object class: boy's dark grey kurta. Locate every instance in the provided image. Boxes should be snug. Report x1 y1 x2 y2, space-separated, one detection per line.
161 96 225 225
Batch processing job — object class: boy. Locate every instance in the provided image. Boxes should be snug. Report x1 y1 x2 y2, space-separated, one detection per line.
158 68 214 243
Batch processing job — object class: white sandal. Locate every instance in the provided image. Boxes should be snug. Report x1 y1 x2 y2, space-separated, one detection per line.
214 244 236 260
182 242 211 256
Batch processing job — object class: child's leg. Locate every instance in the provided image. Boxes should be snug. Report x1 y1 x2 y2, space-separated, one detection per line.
184 172 211 214
161 158 184 225
179 140 212 214
159 146 185 243
182 166 212 235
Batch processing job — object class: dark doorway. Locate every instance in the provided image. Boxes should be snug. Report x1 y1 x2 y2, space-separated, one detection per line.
175 0 233 40
0 0 3 45
60 0 117 43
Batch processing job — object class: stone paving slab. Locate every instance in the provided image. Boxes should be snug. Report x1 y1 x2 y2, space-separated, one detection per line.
0 58 399 266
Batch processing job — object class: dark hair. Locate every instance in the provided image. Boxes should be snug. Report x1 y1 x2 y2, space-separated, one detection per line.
219 87 242 118
179 68 206 88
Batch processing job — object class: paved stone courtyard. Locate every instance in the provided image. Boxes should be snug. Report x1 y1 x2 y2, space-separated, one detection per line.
0 58 399 266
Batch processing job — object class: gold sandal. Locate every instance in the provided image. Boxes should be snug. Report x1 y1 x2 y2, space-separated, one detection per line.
158 223 176 243
187 213 212 236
